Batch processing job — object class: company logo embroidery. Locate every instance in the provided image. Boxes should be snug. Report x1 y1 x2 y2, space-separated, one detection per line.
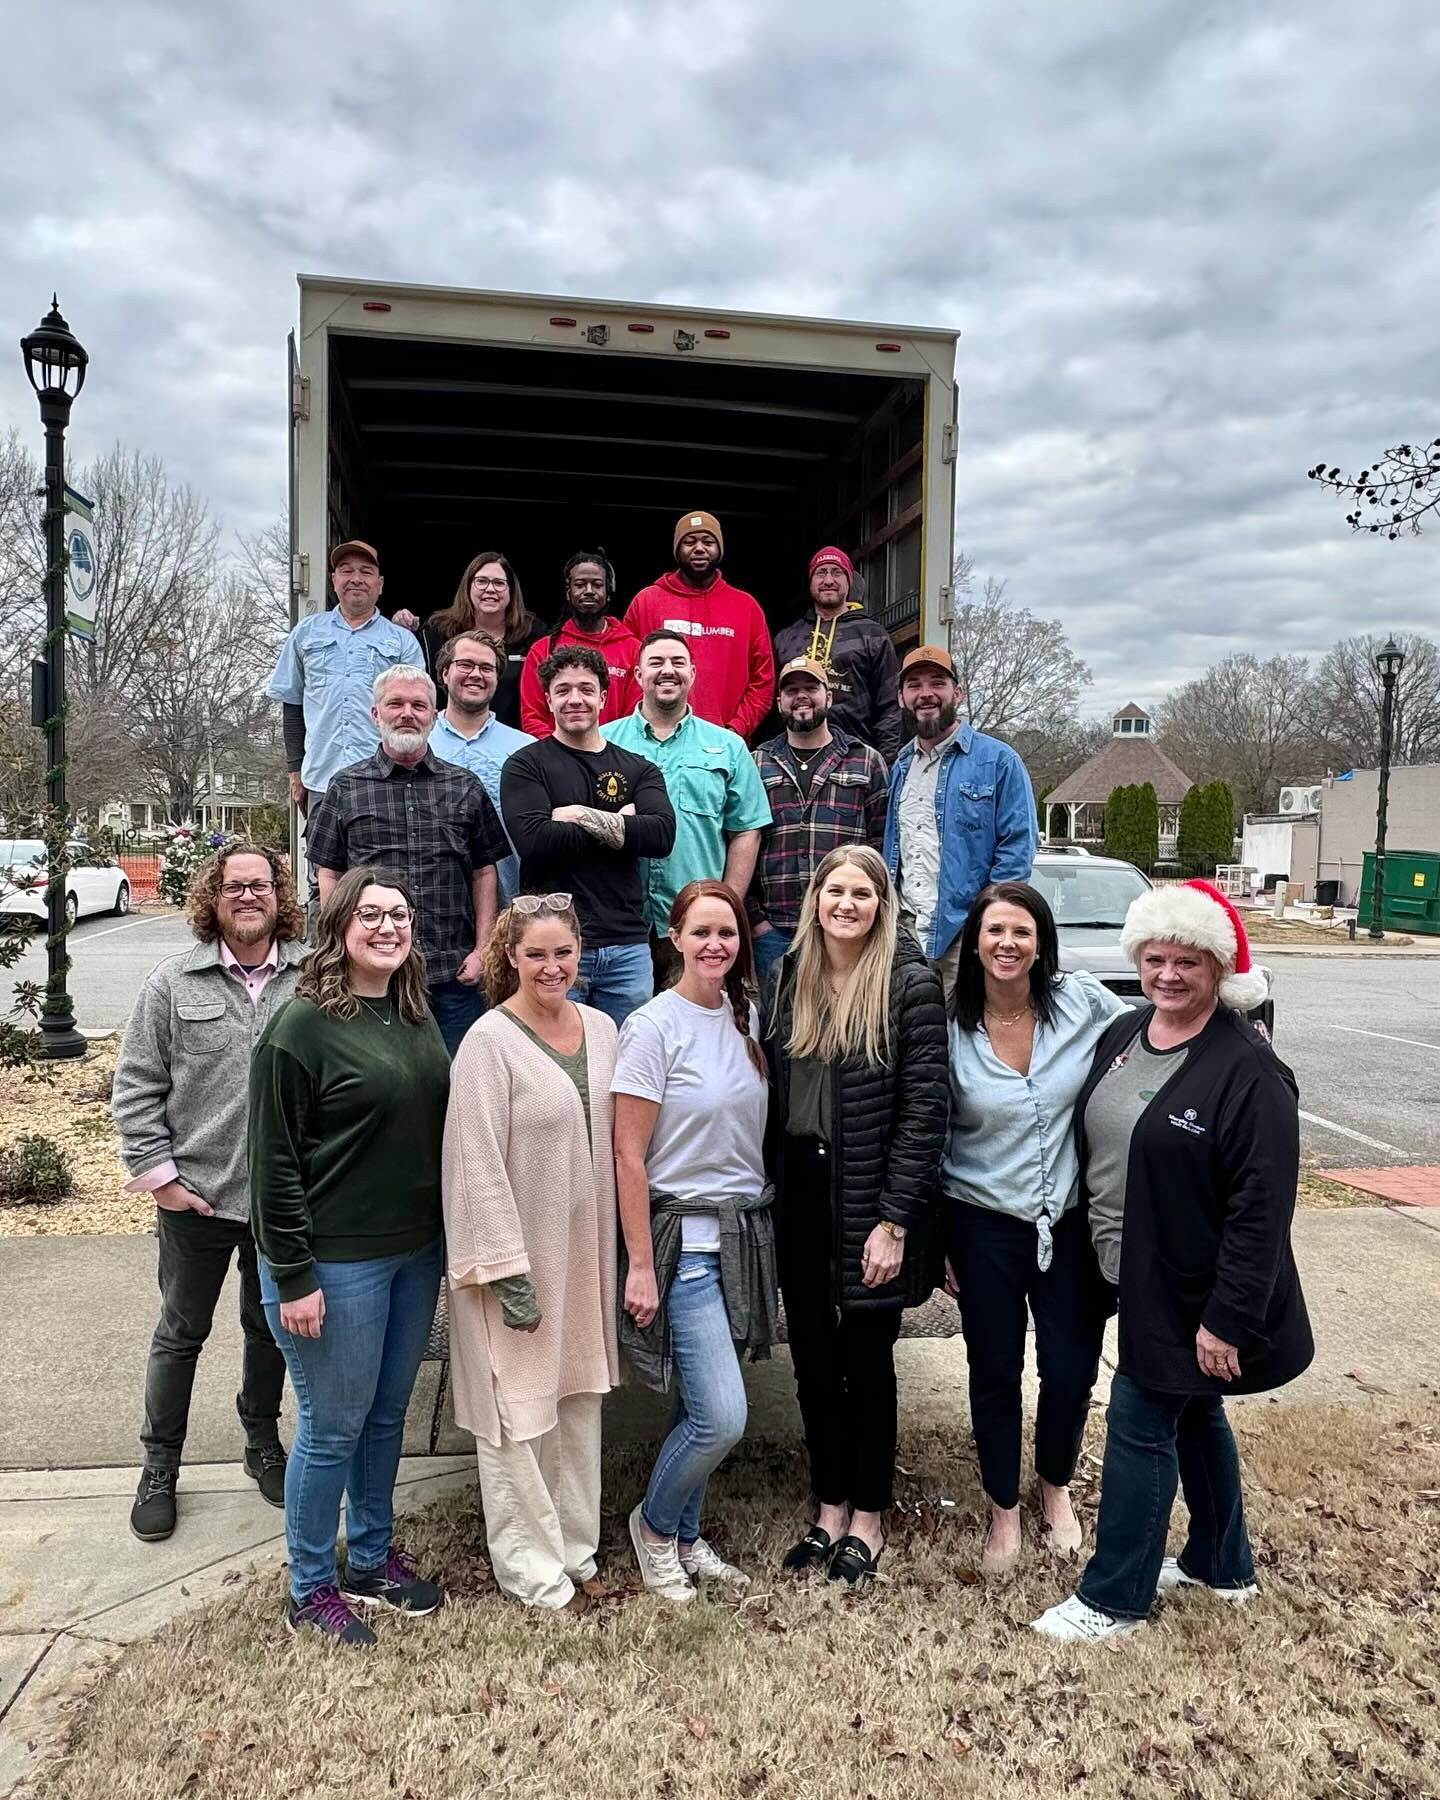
1168 1107 1207 1137
595 769 630 806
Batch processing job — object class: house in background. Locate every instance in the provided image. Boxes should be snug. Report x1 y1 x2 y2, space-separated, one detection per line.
1043 704 1194 858
98 764 283 841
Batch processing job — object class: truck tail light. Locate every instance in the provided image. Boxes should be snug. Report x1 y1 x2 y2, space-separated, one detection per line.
703 328 731 340
627 322 655 334
362 301 392 313
875 342 902 353
549 316 577 327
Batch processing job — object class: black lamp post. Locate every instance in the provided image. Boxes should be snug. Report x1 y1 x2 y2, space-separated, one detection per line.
1369 635 1405 943
19 296 89 1060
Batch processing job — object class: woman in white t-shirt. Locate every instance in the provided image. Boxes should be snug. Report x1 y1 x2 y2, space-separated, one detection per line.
612 878 777 1604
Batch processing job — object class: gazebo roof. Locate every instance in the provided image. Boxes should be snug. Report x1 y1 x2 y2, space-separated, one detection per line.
1047 737 1195 807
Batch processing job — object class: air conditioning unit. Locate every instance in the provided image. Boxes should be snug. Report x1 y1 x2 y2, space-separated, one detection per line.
1277 782 1324 817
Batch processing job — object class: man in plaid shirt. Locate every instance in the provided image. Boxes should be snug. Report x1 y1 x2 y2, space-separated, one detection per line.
749 656 889 977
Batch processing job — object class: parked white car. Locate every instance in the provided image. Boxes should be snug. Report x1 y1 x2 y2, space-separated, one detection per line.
0 839 131 929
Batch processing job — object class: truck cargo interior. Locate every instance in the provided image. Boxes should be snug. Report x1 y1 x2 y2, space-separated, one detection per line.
325 332 929 641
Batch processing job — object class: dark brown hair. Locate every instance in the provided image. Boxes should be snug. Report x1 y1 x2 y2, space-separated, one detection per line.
436 629 505 681
668 879 766 1078
952 881 1062 1031
295 865 430 1024
187 841 304 944
427 551 532 646
480 900 583 1005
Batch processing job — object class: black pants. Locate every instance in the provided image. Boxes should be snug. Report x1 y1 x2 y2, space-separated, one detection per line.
946 1202 1105 1510
779 1136 903 1513
140 1209 286 1471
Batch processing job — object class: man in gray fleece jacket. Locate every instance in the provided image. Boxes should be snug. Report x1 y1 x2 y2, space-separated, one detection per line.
112 842 306 1542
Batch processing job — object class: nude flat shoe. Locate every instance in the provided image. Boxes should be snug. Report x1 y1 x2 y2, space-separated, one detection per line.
1040 1516 1083 1558
980 1536 1023 1579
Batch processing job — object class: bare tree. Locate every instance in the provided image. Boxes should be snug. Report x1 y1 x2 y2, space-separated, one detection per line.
233 515 293 647
945 554 1092 739
1155 653 1313 815
0 431 44 685
1308 439 1440 538
1009 716 1112 801
1306 633 1440 769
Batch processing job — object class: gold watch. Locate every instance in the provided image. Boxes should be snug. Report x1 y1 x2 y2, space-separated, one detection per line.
879 1220 907 1241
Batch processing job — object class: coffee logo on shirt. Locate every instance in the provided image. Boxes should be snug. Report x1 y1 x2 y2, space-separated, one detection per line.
595 769 630 806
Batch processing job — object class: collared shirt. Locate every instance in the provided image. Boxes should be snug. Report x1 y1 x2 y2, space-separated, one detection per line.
603 706 771 931
306 747 508 979
895 726 958 941
749 729 889 931
218 937 280 1006
941 972 1128 1267
428 709 534 903
267 607 423 794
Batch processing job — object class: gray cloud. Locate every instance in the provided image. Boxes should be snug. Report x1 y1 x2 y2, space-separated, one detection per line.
2 0 1435 714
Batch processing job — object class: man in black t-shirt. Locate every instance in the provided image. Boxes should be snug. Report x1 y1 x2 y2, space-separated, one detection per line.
499 644 676 1027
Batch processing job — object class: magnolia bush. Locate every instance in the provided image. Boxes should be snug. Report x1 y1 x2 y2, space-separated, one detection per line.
157 827 234 908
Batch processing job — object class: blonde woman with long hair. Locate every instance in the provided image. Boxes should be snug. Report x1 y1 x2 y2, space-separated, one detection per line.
442 896 620 1612
763 845 948 1587
249 866 450 1648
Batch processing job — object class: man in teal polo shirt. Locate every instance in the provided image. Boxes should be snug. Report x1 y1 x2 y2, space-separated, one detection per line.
604 628 771 985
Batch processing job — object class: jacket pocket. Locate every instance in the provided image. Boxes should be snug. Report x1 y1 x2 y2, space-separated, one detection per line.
176 1001 230 1052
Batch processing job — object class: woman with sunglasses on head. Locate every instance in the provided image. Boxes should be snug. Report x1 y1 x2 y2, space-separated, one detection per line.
613 879 779 1603
249 867 450 1648
763 845 947 1588
442 893 620 1613
419 551 547 726
942 881 1128 1578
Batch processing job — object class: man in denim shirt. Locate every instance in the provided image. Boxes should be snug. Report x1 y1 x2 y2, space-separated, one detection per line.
883 645 1036 1004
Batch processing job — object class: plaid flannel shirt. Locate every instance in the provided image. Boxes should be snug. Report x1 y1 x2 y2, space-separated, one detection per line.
749 729 889 931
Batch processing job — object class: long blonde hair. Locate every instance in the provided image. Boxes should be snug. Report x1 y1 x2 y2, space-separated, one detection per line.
295 866 430 1025
783 845 898 1066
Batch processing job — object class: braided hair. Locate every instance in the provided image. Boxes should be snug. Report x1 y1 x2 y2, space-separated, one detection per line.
667 879 767 1079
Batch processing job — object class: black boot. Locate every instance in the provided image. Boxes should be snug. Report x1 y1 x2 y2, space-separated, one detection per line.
130 1466 178 1541
243 1440 287 1507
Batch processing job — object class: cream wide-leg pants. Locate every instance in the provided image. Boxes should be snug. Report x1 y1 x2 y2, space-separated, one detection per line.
474 1393 603 1609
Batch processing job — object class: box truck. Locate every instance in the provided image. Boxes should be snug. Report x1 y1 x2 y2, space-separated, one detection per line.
289 276 959 649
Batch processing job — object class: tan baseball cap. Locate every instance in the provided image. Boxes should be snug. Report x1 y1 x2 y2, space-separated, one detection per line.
329 539 380 570
777 655 831 690
900 643 955 679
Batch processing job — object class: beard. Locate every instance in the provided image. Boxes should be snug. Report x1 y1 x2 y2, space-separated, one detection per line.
782 699 831 733
220 904 275 946
379 723 430 756
905 699 959 742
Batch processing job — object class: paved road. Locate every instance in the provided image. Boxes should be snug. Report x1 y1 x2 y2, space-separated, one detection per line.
4 913 194 1034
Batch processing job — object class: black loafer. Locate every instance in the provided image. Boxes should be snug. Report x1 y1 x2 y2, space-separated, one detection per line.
827 1534 883 1587
782 1525 837 1572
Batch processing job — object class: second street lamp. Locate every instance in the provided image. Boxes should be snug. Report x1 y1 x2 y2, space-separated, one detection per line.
1369 635 1405 943
19 296 89 1060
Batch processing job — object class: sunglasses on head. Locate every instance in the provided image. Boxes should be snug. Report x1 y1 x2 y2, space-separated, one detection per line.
511 892 573 916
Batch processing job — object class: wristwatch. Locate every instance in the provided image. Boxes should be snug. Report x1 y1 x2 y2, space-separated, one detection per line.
879 1219 907 1241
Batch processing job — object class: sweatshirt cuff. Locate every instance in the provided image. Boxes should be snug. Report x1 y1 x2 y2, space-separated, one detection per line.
1201 1296 1270 1353
449 1253 531 1286
273 1262 319 1302
125 1159 179 1195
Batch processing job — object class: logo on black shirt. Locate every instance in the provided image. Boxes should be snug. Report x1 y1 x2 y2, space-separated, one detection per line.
595 768 630 806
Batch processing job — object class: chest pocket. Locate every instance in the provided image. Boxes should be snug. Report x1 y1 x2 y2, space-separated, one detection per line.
677 763 727 819
952 780 995 831
176 1001 231 1053
303 639 339 695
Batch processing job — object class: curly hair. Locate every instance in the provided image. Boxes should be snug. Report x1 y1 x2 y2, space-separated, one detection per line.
480 899 583 1006
538 642 609 693
295 866 430 1024
186 841 304 944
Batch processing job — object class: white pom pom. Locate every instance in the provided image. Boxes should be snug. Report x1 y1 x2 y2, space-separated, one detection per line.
1219 968 1270 1013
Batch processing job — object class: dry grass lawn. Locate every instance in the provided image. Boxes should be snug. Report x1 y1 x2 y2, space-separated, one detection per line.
32 1400 1440 1800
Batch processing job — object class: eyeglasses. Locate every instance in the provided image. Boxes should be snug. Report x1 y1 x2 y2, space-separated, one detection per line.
220 880 275 898
471 576 510 592
355 904 413 929
511 892 573 916
447 657 495 676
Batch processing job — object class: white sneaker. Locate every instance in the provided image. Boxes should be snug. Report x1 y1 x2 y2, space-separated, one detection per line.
680 1538 751 1588
1030 1594 1146 1643
1157 1557 1258 1603
629 1505 695 1604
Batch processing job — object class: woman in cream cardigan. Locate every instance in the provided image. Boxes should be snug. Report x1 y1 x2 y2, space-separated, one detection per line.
442 893 620 1612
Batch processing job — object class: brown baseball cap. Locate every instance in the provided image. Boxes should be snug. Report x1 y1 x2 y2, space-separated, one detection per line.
900 643 955 679
777 654 831 690
329 539 380 570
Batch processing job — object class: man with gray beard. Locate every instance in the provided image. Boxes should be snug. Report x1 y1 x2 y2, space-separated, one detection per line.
306 664 507 1054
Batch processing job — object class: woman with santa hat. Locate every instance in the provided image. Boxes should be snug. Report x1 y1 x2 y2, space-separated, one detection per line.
1031 880 1313 1644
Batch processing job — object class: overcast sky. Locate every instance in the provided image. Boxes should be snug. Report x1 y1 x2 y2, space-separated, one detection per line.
3 0 1436 716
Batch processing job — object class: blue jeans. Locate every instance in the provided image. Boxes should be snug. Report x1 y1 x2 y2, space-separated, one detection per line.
641 1254 748 1542
428 976 484 1058
1077 1371 1256 1621
568 941 654 1029
751 925 793 978
260 1237 443 1602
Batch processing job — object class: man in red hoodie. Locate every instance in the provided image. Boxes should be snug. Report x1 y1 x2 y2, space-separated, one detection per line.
519 549 641 737
623 510 774 742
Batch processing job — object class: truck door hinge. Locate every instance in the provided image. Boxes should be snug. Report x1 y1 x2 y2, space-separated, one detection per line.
291 552 310 598
941 422 958 464
938 583 955 623
585 324 610 347
291 372 310 424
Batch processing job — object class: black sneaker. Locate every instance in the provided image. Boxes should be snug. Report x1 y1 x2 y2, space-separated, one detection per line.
129 1466 178 1542
243 1440 287 1507
339 1546 444 1616
286 1583 377 1648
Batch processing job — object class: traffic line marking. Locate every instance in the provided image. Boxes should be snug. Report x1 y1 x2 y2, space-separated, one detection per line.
1299 1111 1412 1157
72 915 184 944
1323 1023 1440 1052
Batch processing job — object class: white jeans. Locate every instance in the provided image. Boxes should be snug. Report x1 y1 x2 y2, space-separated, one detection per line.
474 1393 602 1608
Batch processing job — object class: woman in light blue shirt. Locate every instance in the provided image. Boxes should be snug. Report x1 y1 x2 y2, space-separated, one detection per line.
942 881 1126 1578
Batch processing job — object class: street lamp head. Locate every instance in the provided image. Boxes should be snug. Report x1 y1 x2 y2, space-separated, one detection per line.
1374 636 1405 682
20 296 87 403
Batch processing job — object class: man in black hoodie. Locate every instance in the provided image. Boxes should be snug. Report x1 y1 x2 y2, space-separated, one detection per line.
773 547 901 762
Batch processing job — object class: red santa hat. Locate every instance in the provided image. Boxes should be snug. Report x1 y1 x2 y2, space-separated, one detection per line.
1119 879 1271 1013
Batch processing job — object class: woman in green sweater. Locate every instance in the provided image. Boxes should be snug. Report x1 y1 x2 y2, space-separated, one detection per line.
250 865 451 1648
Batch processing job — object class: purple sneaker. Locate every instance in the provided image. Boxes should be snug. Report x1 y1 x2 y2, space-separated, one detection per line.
286 1583 377 1648
339 1546 444 1616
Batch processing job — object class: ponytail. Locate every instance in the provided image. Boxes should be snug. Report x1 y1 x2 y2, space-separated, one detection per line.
668 879 767 1080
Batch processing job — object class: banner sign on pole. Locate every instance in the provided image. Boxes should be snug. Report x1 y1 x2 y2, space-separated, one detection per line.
64 486 97 641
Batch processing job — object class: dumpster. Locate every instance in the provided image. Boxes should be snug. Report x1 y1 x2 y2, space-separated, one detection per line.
1357 849 1440 936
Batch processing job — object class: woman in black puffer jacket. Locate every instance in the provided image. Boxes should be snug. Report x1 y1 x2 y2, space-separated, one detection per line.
763 845 948 1587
